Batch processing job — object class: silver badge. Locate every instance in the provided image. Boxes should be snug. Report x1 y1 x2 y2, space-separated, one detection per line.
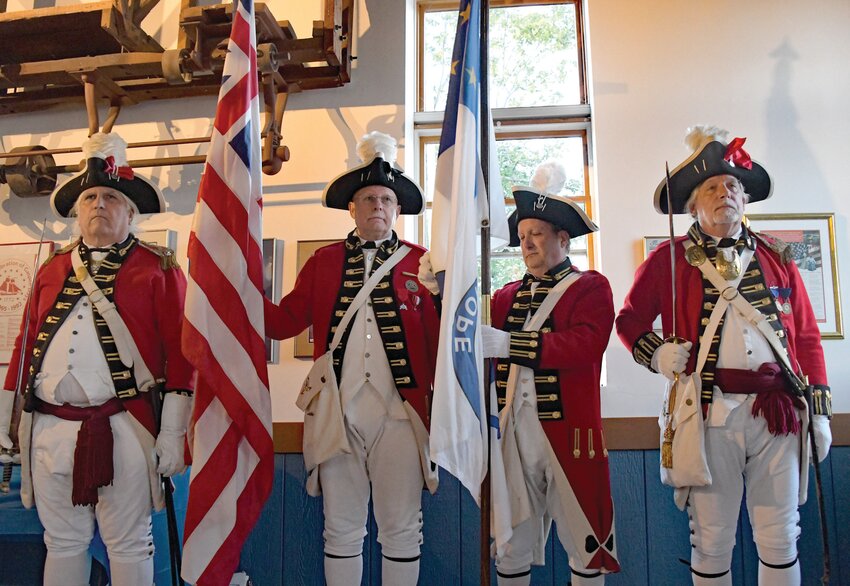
405 279 419 292
534 193 548 210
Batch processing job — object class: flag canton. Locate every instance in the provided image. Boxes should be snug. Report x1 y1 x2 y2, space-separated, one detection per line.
438 0 481 156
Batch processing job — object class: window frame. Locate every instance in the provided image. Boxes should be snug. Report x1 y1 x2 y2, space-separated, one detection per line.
413 0 595 275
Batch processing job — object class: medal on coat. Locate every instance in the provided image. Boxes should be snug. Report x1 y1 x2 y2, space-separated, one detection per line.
770 286 793 314
714 248 741 280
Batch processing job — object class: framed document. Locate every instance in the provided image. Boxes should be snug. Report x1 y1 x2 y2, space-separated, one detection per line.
747 213 842 339
0 241 55 364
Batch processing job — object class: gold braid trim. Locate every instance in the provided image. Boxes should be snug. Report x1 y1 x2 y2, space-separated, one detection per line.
137 240 180 270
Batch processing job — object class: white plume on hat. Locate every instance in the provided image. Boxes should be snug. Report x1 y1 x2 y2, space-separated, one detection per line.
684 125 729 153
82 132 129 166
531 159 567 195
356 131 398 165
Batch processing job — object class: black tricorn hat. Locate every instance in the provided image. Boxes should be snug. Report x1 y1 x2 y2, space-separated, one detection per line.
507 160 598 247
51 132 165 218
654 126 772 215
322 131 424 215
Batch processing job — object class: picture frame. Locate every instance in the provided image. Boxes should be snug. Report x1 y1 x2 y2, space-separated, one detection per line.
641 237 667 333
294 239 342 358
0 240 56 364
263 238 283 363
138 228 177 251
746 213 842 339
642 236 667 260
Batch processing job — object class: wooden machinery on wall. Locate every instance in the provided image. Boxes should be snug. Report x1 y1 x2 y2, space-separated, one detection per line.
0 0 354 196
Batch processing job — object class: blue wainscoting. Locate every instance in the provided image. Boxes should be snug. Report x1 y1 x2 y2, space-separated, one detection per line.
239 449 848 585
1 449 847 585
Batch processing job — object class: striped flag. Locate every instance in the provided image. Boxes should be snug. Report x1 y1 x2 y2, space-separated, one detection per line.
180 0 273 582
429 0 508 504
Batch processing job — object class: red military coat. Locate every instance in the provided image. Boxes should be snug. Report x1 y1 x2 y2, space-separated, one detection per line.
264 239 440 425
616 234 827 386
491 268 618 571
3 241 196 434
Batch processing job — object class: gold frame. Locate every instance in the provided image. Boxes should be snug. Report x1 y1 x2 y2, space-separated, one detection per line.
293 239 342 358
746 212 843 339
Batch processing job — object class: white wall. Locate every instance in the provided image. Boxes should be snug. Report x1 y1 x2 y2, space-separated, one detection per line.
0 0 409 421
1 0 847 421
587 0 850 416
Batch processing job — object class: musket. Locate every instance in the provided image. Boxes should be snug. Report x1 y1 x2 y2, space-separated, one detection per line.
0 219 49 465
660 163 680 469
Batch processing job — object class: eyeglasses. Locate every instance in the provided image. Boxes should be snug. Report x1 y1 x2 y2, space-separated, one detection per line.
354 194 398 207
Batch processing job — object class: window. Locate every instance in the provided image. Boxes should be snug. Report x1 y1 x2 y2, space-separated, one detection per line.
415 0 593 290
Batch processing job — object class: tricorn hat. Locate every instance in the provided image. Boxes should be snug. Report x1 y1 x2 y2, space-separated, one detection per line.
508 160 598 247
654 126 772 215
51 132 165 218
322 131 424 215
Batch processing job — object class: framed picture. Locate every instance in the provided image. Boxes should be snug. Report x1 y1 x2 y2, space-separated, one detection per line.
263 238 283 363
0 240 56 364
746 213 843 339
643 236 667 260
138 229 177 250
641 237 667 333
294 239 341 358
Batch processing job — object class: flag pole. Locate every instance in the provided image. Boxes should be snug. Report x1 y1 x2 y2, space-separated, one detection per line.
479 0 492 582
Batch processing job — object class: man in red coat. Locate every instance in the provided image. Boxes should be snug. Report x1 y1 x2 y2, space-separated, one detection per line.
616 127 832 586
478 161 620 585
264 132 439 586
0 132 195 585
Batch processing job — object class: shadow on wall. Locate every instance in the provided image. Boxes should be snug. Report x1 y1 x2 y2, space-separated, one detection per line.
764 38 832 208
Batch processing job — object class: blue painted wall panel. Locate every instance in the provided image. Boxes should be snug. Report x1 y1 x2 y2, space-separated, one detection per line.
4 447 847 584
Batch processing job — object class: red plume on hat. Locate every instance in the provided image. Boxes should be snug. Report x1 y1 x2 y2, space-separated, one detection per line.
654 125 772 214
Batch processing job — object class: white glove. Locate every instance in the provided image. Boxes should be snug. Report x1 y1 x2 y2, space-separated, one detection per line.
481 325 510 358
155 393 192 476
0 390 14 464
418 252 441 296
651 341 693 381
812 414 831 462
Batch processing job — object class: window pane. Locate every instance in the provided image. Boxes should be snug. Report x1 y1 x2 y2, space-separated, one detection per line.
422 3 580 112
495 135 585 202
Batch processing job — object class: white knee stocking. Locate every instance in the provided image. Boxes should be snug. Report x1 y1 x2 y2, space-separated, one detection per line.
496 567 531 586
110 558 154 586
381 555 420 586
43 552 91 586
570 567 605 585
758 558 800 586
324 554 363 586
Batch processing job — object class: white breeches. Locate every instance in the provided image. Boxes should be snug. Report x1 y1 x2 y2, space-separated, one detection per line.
31 411 154 563
319 384 424 559
688 395 801 573
495 402 600 578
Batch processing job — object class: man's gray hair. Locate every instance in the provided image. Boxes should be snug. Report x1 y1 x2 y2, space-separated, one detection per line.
685 177 750 218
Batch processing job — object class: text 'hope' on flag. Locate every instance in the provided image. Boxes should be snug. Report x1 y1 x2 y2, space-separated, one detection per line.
428 0 508 505
180 0 273 583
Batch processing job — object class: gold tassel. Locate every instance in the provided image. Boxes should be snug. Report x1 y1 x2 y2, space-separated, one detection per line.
661 376 679 469
661 426 674 468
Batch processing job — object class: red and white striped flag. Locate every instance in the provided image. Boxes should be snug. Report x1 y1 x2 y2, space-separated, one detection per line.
180 0 273 582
